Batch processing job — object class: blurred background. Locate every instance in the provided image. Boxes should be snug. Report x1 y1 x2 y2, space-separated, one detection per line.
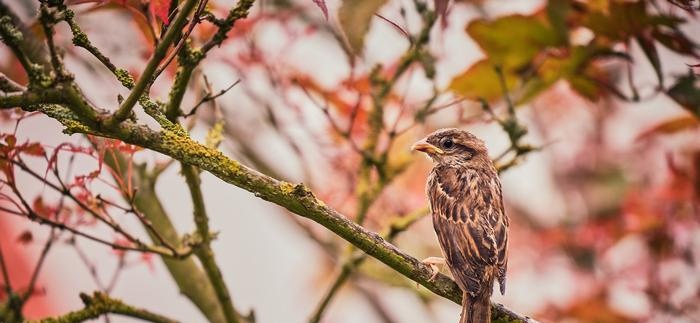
1 0 699 322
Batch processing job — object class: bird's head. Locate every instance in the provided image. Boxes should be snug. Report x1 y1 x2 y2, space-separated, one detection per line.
411 128 489 167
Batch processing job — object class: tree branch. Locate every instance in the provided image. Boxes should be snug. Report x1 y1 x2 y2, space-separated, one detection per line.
165 0 254 121
308 207 429 323
0 16 36 81
107 0 200 126
182 163 246 323
32 291 180 323
0 87 538 322
100 143 230 323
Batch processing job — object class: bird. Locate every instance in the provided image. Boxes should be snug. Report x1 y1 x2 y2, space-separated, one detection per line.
411 128 509 323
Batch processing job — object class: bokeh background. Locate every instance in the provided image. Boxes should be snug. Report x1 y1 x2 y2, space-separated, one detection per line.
1 0 700 322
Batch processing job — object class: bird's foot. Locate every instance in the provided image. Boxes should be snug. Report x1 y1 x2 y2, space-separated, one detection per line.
421 256 446 282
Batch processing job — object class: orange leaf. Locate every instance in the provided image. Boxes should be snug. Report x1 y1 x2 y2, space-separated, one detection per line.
636 115 699 141
22 142 45 157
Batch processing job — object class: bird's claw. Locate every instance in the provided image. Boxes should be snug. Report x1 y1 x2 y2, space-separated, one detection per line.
420 257 446 286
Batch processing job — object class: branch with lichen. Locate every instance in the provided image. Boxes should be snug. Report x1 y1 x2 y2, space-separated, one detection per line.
31 292 179 323
0 1 539 321
162 6 255 319
0 86 538 323
1 1 256 321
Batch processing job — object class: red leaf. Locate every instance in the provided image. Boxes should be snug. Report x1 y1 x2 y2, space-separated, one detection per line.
112 237 133 257
150 0 171 24
17 230 33 244
435 0 449 27
22 143 45 157
141 253 155 272
32 197 53 219
312 0 328 20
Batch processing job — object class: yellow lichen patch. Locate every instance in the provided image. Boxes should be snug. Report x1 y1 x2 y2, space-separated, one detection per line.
205 121 225 148
158 129 240 177
279 181 296 194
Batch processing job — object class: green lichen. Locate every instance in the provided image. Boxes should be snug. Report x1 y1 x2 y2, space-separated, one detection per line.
35 104 92 134
158 130 241 181
69 25 89 47
208 0 255 49
0 17 23 43
61 119 91 134
115 69 135 89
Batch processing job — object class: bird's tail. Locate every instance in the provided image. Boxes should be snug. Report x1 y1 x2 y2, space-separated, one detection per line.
459 291 491 323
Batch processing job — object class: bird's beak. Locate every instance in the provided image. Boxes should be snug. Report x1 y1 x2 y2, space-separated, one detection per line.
411 139 443 155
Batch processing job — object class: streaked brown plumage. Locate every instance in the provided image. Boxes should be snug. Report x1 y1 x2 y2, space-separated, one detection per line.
412 128 509 323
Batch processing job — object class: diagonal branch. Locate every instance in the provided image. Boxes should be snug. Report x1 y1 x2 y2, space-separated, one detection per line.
0 88 539 322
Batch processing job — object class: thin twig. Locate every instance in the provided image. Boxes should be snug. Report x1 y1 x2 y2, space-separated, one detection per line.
0 241 12 294
0 205 182 257
308 206 429 323
185 79 240 118
0 72 25 93
72 239 107 291
107 0 201 126
105 255 126 294
11 158 182 256
153 0 209 79
20 228 57 304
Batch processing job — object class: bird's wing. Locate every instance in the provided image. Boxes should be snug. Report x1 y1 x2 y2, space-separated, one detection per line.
496 200 508 295
429 167 506 297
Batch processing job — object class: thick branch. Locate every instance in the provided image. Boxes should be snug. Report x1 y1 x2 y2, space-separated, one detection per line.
4 88 538 322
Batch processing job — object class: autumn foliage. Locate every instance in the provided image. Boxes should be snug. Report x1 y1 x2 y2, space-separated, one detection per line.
0 0 699 323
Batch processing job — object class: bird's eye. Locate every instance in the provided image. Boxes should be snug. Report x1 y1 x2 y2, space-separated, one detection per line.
441 138 454 149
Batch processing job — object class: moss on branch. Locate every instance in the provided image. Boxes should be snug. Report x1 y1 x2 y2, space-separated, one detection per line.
33 292 179 323
0 87 538 322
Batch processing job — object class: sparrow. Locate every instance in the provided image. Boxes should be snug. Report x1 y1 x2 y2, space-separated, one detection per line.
412 128 509 323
